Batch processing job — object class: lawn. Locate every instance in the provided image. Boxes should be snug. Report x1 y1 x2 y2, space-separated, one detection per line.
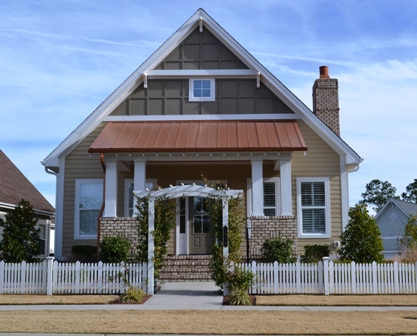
1 294 417 334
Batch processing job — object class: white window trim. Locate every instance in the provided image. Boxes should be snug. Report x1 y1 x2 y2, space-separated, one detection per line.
189 78 215 102
124 178 157 217
296 177 331 238
74 178 103 240
247 177 281 217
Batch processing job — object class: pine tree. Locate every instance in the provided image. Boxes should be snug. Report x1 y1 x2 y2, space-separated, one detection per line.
0 199 41 262
339 204 384 263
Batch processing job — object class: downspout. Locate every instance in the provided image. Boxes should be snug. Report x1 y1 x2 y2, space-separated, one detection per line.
97 153 106 261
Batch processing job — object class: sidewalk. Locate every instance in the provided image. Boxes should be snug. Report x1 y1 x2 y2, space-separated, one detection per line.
1 281 417 311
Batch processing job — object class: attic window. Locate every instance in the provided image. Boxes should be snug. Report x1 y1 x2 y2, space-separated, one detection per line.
189 78 215 102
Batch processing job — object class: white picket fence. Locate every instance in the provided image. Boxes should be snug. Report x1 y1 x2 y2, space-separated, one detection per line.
239 258 417 295
0 258 147 295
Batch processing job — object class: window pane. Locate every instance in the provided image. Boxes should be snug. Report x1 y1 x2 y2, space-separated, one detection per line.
194 80 202 89
313 182 325 206
194 88 202 97
80 210 99 235
264 208 276 216
264 182 275 207
202 89 211 97
79 183 102 209
302 209 325 234
301 183 312 206
202 80 211 88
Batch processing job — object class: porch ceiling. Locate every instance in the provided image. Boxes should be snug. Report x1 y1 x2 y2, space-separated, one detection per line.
88 120 307 153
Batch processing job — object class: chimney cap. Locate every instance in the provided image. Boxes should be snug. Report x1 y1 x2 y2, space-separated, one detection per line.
319 66 330 78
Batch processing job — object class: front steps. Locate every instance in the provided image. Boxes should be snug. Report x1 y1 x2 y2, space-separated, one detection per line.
159 255 212 282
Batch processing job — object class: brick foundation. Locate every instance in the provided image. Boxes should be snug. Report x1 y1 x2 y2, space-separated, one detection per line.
249 216 298 257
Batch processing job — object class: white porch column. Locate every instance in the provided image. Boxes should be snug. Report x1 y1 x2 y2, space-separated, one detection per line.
103 160 117 217
279 157 293 216
251 159 264 216
134 159 147 215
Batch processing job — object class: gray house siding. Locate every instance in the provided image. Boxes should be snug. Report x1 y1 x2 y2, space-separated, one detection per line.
376 201 414 258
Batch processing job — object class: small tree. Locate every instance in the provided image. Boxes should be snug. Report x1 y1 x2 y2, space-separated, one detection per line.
401 179 417 203
339 204 384 263
359 179 398 213
0 199 41 262
399 215 417 250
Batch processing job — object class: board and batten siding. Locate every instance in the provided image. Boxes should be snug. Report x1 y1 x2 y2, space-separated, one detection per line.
292 120 342 253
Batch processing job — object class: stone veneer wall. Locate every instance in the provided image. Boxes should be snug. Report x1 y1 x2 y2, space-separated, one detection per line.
249 216 298 257
100 217 138 248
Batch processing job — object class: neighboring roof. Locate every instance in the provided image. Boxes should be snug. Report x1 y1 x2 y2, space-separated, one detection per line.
42 8 362 169
375 198 417 220
0 150 54 215
88 120 307 153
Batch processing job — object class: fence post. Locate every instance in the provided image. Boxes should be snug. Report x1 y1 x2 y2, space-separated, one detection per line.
322 257 329 296
46 257 54 295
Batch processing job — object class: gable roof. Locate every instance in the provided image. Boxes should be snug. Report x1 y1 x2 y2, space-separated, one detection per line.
375 198 417 220
0 150 54 216
42 8 362 170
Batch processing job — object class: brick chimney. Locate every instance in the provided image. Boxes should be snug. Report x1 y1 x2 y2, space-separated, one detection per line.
312 66 340 136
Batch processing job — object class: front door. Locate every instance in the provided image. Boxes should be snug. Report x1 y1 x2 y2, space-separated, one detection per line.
189 197 212 254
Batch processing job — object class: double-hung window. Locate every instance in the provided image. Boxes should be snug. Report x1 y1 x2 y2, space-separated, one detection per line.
75 179 103 239
247 178 280 216
189 78 215 101
297 177 330 238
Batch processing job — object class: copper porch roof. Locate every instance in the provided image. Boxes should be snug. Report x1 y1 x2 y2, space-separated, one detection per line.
89 121 307 153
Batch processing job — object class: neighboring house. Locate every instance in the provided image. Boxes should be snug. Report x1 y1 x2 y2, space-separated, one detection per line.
0 150 55 257
375 198 417 258
42 9 362 262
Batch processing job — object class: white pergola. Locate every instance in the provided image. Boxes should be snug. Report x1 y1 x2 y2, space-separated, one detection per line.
134 184 243 294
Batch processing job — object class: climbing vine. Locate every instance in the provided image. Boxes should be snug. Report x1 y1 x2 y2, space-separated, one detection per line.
204 178 253 293
135 193 176 279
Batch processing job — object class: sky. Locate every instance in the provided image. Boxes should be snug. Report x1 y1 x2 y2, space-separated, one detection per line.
1 0 416 211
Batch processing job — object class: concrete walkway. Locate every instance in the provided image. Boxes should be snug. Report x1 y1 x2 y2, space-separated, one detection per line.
1 281 417 311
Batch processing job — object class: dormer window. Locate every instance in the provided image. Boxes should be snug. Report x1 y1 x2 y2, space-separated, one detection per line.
189 78 215 101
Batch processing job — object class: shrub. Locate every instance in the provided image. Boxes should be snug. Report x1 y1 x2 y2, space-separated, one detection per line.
339 204 384 263
70 245 97 262
261 237 296 263
300 244 331 263
0 199 41 262
120 287 146 303
229 288 251 305
100 236 131 263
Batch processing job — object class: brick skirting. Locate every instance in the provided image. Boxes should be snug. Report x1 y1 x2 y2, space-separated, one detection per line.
249 216 298 257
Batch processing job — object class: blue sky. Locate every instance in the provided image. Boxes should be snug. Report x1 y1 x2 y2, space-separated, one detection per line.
1 0 417 210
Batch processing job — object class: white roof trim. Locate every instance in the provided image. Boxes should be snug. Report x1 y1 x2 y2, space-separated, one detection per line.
104 113 300 122
43 8 361 169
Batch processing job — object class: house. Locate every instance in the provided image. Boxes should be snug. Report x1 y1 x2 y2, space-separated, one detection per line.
42 9 362 269
375 198 417 258
0 150 55 257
